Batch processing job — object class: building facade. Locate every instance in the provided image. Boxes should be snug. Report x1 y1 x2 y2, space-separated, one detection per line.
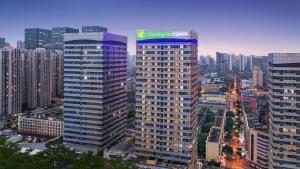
268 53 300 169
51 50 64 97
18 107 63 137
17 40 25 49
0 48 24 116
0 37 5 48
253 66 263 88
25 28 52 49
63 31 128 153
52 27 79 50
248 129 269 169
135 30 199 168
216 52 229 76
26 49 52 109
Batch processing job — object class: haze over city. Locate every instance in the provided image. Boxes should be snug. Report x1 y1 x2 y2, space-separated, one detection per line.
0 0 299 56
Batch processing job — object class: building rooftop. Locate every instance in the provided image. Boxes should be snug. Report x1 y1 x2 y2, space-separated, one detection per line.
215 109 225 117
22 107 63 121
207 127 222 142
214 116 224 128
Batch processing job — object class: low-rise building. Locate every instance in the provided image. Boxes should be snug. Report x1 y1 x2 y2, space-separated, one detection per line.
206 110 225 162
241 79 253 89
18 107 63 137
206 127 222 162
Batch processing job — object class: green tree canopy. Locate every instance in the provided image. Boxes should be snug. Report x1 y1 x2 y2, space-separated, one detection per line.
222 145 233 156
0 137 137 169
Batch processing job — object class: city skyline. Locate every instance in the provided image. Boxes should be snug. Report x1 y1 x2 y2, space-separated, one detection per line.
0 0 299 56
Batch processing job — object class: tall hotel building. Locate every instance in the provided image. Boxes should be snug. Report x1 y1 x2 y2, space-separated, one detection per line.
135 30 199 168
268 53 300 169
63 29 128 152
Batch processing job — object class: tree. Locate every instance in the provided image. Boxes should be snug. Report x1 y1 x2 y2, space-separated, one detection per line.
205 111 215 123
73 152 105 169
236 148 242 158
224 132 232 142
0 136 138 169
222 145 233 156
128 108 136 119
207 160 220 167
197 132 209 159
202 122 213 133
110 157 138 169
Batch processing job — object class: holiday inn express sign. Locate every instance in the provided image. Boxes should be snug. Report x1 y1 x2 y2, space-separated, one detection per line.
136 30 189 40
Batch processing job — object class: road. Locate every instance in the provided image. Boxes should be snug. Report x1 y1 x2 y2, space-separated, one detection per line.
222 75 253 169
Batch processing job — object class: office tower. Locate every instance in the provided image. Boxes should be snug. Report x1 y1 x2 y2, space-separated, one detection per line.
249 55 253 71
253 66 263 88
199 55 208 75
239 55 246 72
52 27 79 50
82 26 108 33
25 28 52 49
17 40 25 49
268 53 300 169
51 50 64 97
63 30 127 153
135 30 198 168
0 37 5 48
26 49 52 109
216 52 229 76
0 48 24 116
228 54 233 71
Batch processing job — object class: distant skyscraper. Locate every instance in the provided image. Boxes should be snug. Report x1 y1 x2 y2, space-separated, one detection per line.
216 52 229 76
52 27 79 50
25 28 52 49
239 55 246 72
26 49 52 109
82 26 108 33
17 40 25 49
228 54 233 71
252 67 263 88
63 30 127 153
268 53 300 169
0 37 5 48
249 55 253 71
135 30 198 168
0 48 24 116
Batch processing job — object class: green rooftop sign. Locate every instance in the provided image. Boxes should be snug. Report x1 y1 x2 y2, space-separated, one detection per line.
137 30 173 40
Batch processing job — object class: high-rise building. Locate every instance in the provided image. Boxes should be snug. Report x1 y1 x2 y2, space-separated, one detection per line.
25 28 52 49
135 30 198 168
253 66 263 88
0 48 24 116
52 27 79 50
82 26 108 33
0 37 5 48
63 30 127 153
51 50 64 97
268 53 300 169
216 52 229 76
239 55 246 72
26 49 52 109
17 40 25 49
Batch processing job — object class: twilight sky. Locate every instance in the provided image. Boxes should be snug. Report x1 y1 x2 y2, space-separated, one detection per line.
0 0 299 56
